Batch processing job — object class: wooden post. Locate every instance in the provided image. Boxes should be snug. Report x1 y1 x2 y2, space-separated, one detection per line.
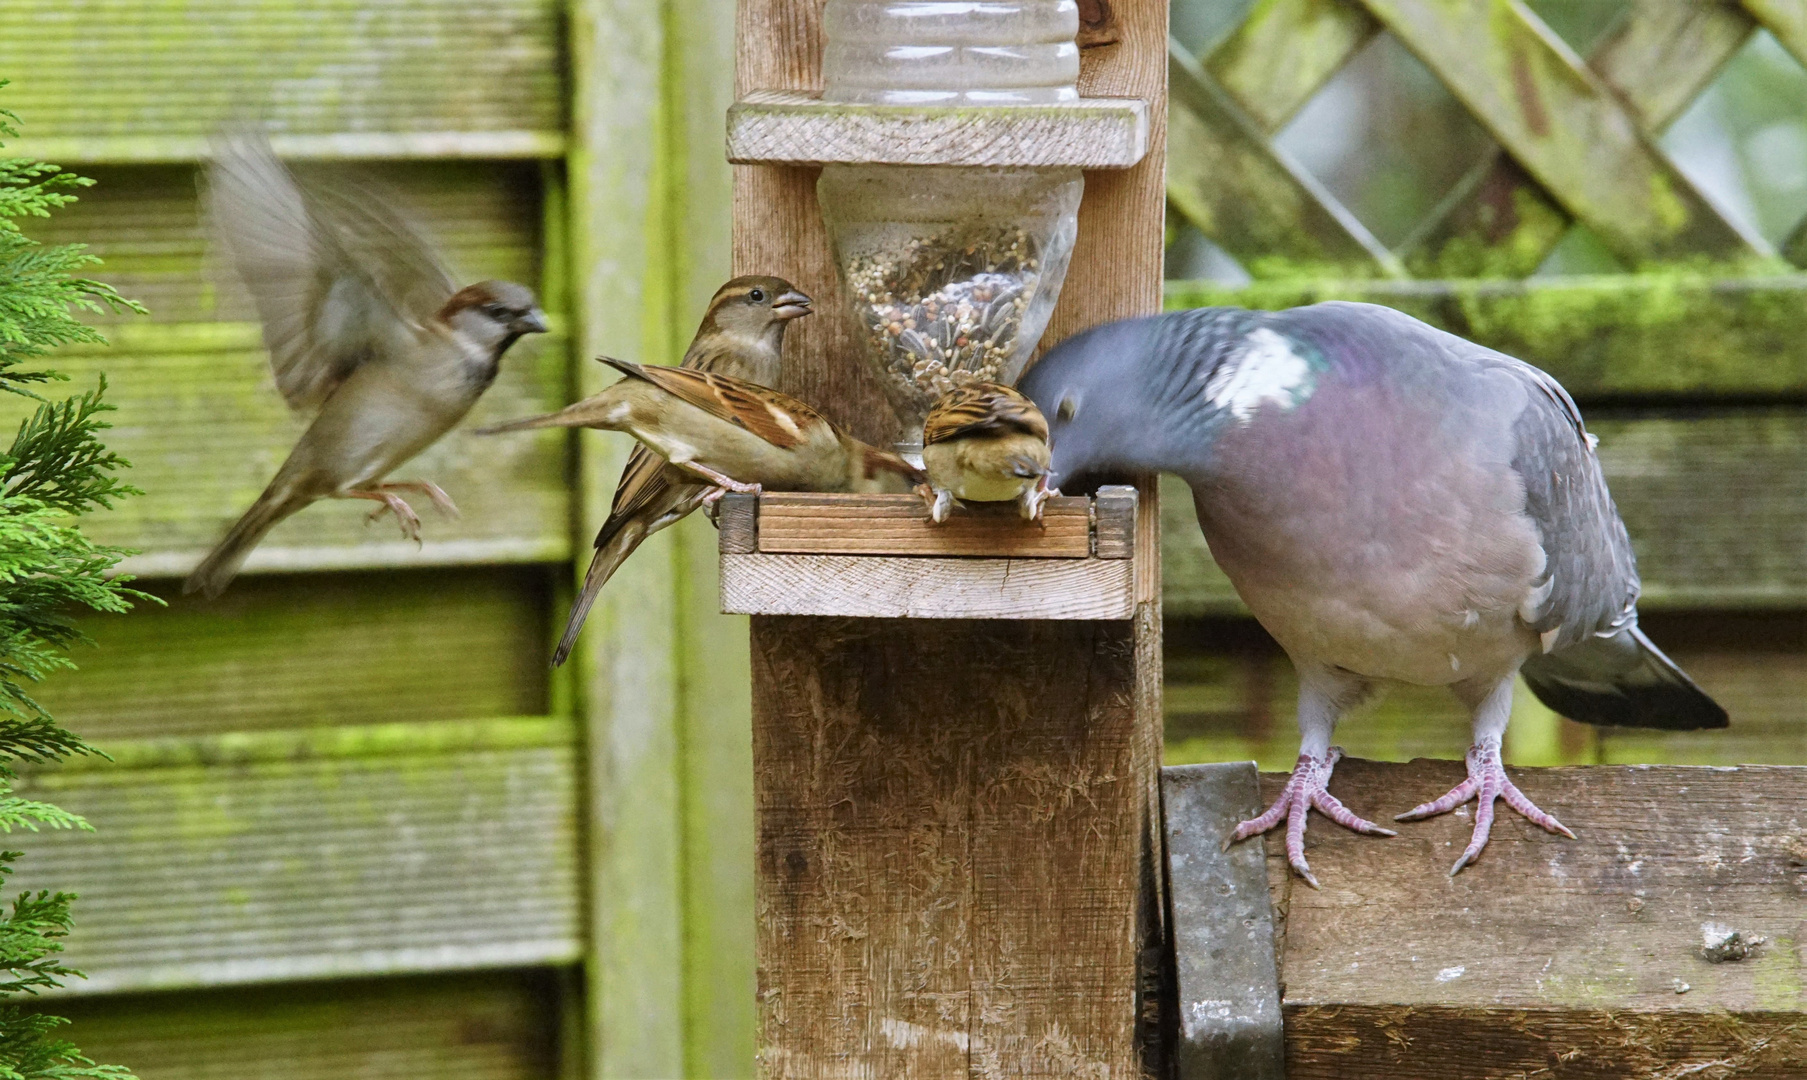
731 2 1169 1074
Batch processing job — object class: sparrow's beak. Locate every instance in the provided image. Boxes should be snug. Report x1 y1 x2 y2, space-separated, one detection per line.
513 308 550 335
772 290 813 321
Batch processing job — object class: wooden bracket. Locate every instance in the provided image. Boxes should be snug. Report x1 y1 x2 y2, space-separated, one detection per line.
717 487 1139 619
727 90 1150 168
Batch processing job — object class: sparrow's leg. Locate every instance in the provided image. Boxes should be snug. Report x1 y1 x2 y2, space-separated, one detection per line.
380 481 460 519
1226 663 1393 888
678 461 762 496
337 490 423 542
1016 474 1052 522
1395 673 1575 876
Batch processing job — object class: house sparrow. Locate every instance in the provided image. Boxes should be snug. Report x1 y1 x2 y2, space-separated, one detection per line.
558 276 810 666
1021 302 1723 885
919 382 1053 523
183 134 548 598
481 359 923 504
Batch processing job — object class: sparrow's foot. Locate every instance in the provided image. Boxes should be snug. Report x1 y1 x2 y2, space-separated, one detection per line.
1394 740 1576 876
681 461 761 495
926 487 958 524
1016 475 1053 523
381 481 460 519
340 490 423 543
1226 747 1396 888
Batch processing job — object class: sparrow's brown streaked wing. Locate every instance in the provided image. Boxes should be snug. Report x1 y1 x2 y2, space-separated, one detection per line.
602 443 697 536
207 134 457 412
923 383 1050 446
603 359 822 449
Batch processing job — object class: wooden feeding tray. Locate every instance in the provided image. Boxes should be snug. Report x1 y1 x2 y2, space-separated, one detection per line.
716 486 1140 619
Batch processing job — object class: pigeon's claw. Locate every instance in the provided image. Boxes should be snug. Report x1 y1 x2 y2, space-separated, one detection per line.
1226 747 1395 889
1395 741 1576 876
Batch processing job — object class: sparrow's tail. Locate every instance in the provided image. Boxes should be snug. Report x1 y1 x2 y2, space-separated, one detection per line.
183 488 311 598
1521 624 1727 731
476 392 631 436
1006 454 1049 479
551 517 650 667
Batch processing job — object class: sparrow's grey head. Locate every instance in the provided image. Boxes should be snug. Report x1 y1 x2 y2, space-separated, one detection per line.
1020 308 1258 490
704 275 813 350
439 280 549 356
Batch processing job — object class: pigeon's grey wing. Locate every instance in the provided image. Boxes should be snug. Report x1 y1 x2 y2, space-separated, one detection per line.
1504 362 1640 652
207 135 455 411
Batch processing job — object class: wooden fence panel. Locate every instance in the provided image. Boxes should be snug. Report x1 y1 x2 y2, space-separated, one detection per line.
0 0 566 162
11 719 582 995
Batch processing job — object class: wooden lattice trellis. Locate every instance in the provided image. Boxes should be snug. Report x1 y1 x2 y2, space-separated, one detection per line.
1168 0 1807 278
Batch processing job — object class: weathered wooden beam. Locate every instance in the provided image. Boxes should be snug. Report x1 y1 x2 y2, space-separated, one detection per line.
733 0 1170 1073
1201 0 1379 133
11 718 582 995
1404 0 1756 277
723 553 1136 619
1162 276 1807 397
48 972 567 1080
1166 39 1400 278
1359 0 1763 264
1164 410 1807 616
1253 758 1807 1077
727 91 1149 168
6 131 568 165
1743 0 1807 68
569 0 687 1074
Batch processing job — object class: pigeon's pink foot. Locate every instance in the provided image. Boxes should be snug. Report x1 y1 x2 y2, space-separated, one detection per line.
1395 740 1576 876
1225 747 1396 888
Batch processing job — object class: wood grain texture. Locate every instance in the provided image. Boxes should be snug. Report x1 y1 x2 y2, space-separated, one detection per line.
1162 276 1807 397
1405 0 1754 277
1094 484 1138 559
11 719 581 995
734 0 1169 1072
1257 758 1807 1077
0 0 563 156
47 972 565 1080
754 493 1092 557
569 1 686 1074
751 617 1149 1076
1167 40 1399 279
728 91 1149 167
1358 0 1758 262
1203 0 1380 132
722 553 1134 619
36 568 551 740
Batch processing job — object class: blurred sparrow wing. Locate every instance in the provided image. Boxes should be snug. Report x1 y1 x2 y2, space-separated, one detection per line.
923 383 1050 446
208 134 459 412
602 358 823 448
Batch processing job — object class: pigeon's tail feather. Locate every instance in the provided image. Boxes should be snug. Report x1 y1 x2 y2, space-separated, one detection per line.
551 517 648 668
1522 625 1727 731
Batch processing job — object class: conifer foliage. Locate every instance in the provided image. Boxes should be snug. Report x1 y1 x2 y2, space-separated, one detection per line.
0 82 144 1080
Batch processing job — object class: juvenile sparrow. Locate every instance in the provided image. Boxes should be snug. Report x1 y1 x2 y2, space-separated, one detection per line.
183 134 548 598
481 359 922 504
919 382 1053 523
560 276 810 666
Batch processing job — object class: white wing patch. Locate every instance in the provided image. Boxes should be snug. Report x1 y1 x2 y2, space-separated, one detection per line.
1206 327 1315 422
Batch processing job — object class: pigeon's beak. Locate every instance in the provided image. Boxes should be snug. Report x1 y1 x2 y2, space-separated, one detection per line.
513 308 550 335
772 290 813 321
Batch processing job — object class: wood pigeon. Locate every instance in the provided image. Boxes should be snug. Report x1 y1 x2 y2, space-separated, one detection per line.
1020 301 1726 884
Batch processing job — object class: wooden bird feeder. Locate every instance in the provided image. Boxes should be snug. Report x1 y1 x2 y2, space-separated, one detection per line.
727 0 1169 1073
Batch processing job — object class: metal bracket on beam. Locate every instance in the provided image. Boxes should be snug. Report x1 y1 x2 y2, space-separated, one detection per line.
1162 762 1284 1080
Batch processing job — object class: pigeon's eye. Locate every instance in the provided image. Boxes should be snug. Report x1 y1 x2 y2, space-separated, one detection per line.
748 288 767 303
1057 395 1079 422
